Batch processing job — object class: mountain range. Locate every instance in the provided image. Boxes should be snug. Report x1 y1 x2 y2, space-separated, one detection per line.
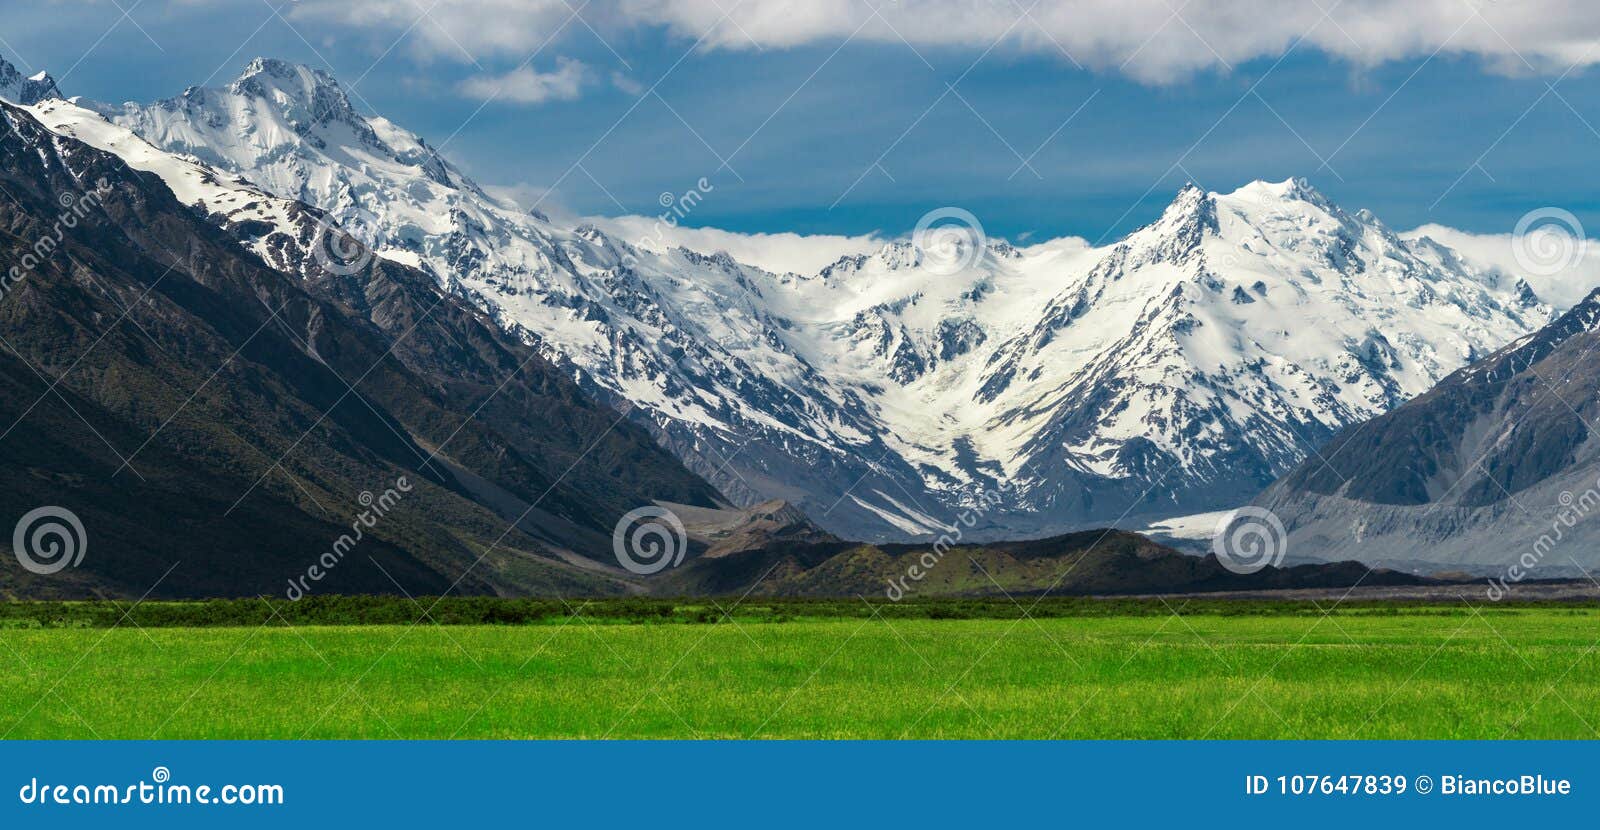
0 55 1589 594
28 56 1558 544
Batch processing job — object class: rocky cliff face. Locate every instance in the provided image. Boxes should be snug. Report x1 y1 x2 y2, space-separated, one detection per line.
1258 290 1600 574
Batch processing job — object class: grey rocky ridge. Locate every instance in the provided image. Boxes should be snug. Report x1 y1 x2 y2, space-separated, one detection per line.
1258 288 1600 575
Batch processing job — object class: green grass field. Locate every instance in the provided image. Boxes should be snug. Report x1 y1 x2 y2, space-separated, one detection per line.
1 604 1596 739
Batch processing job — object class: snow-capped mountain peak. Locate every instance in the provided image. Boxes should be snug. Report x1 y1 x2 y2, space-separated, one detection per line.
961 179 1549 515
93 57 460 201
0 58 61 106
224 57 368 134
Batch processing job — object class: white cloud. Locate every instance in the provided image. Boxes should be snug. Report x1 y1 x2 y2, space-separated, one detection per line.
584 213 883 274
482 181 569 218
610 70 644 96
457 58 590 104
291 0 1600 84
1405 223 1600 311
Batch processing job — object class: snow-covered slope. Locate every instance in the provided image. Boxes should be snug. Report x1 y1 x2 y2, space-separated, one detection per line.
15 56 1557 540
19 97 315 273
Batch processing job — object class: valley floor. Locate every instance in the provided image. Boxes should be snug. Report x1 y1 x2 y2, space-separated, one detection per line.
2 606 1597 739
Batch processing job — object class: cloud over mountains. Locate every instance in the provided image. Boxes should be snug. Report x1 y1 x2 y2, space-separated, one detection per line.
292 0 1600 83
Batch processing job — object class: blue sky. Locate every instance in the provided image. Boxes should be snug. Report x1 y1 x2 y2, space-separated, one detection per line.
6 0 1600 243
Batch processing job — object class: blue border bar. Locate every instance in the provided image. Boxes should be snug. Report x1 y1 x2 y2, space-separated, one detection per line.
2 741 1591 827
